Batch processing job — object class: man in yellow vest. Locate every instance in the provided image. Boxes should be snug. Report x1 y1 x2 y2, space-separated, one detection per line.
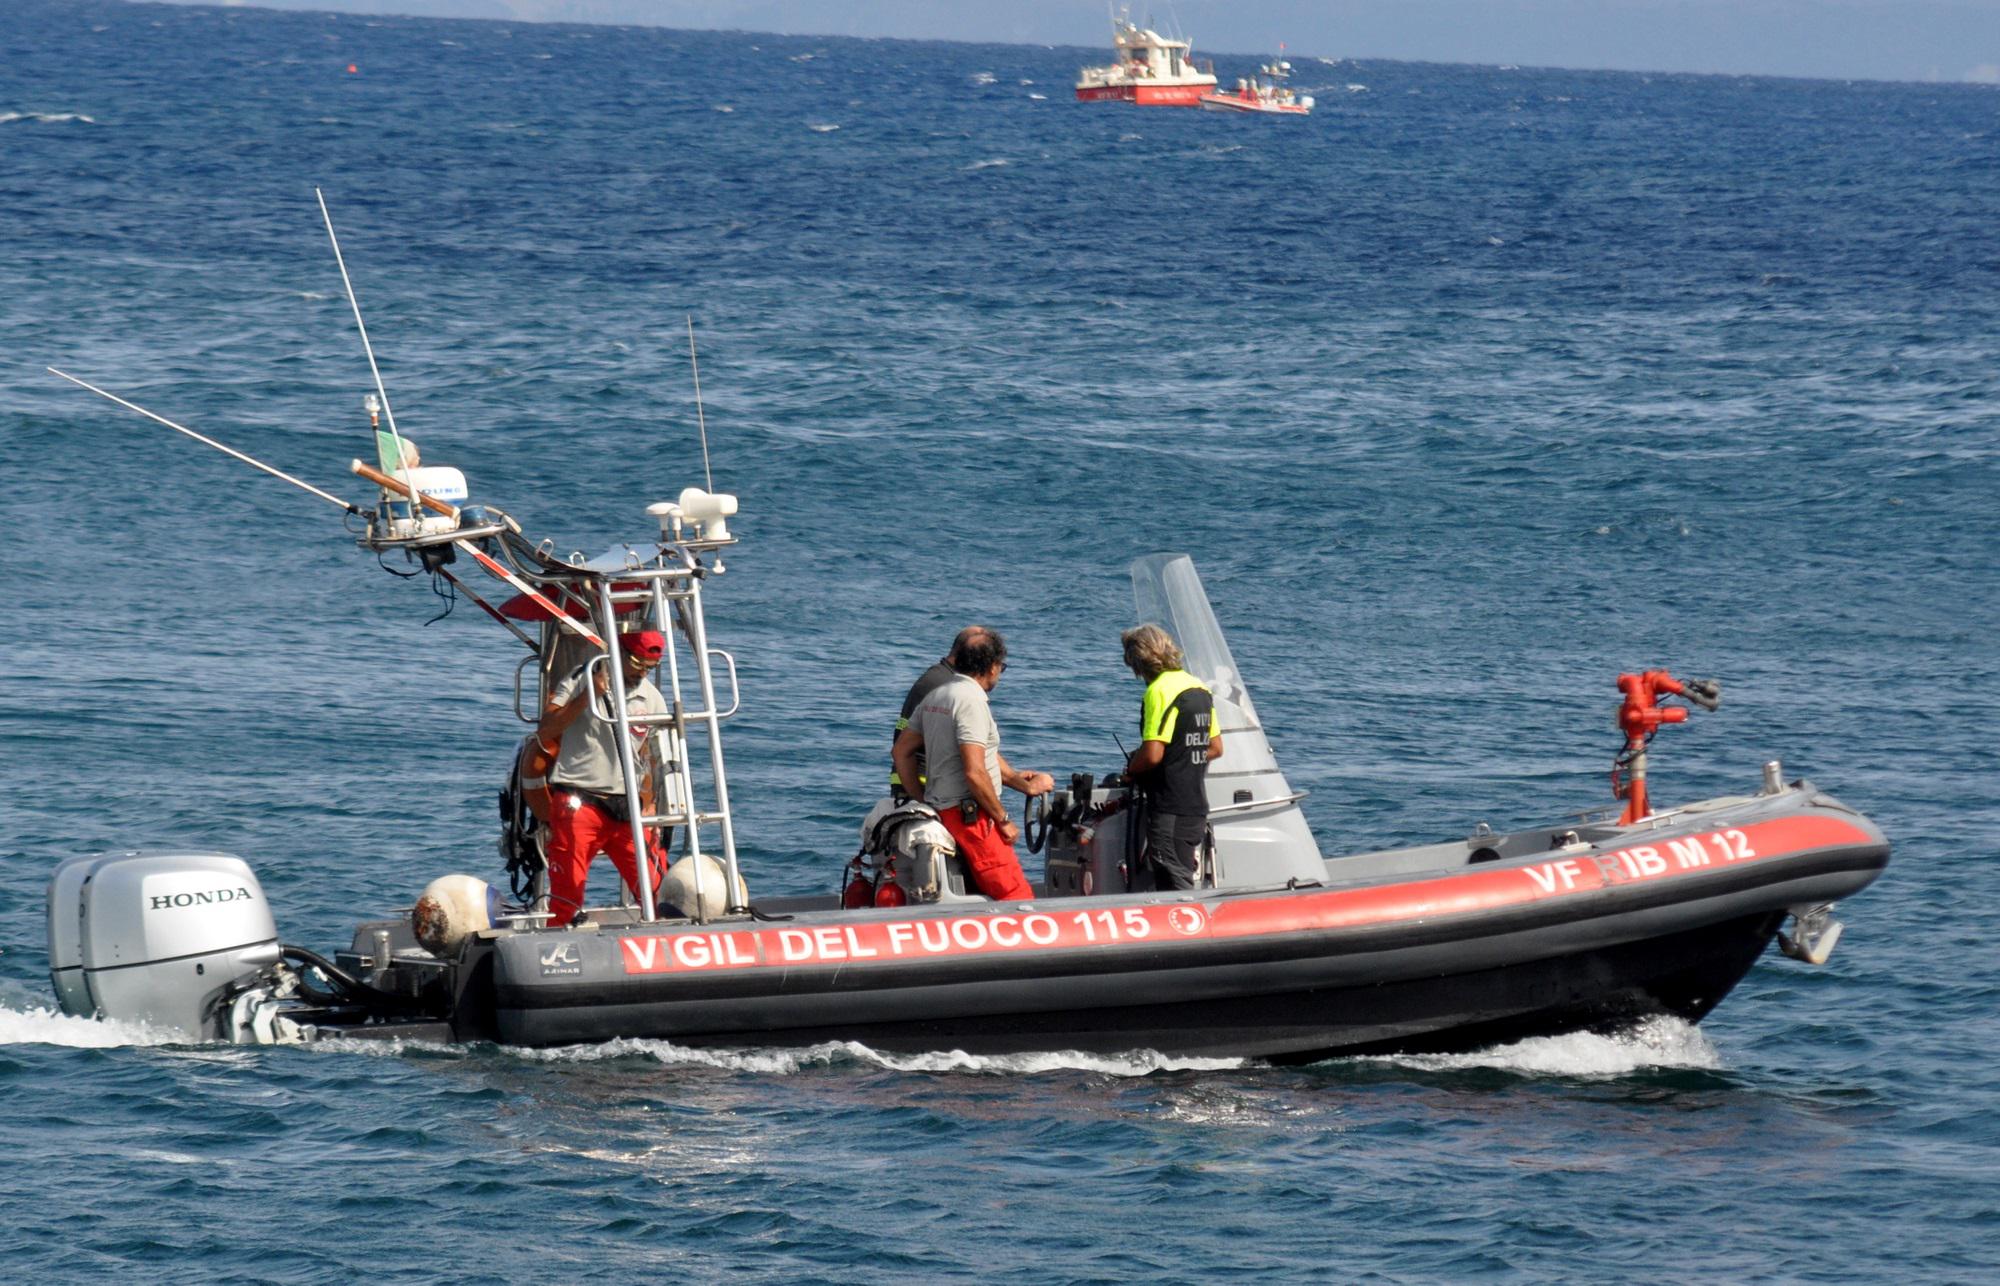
1121 624 1225 890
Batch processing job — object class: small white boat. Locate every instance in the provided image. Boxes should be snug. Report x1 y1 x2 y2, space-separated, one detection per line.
1200 74 1314 116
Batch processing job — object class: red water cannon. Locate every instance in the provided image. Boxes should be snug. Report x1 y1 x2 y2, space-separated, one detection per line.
1611 670 1721 824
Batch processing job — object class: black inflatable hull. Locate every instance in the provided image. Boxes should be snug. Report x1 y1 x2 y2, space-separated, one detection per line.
472 791 1888 1060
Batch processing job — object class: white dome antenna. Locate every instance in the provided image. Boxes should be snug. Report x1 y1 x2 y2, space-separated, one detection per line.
646 499 684 540
678 486 737 542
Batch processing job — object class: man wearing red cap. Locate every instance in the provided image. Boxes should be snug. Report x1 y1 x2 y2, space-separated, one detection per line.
536 630 671 926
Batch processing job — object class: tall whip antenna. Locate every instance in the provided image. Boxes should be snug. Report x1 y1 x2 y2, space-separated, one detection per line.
316 187 419 513
686 314 713 493
47 367 359 512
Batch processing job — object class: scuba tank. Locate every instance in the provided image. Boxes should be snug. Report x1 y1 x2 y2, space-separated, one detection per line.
873 860 908 908
841 856 876 909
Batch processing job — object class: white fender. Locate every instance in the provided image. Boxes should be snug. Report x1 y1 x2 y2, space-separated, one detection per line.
411 874 495 958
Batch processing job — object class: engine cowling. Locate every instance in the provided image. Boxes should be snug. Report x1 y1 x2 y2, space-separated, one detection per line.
48 851 282 1040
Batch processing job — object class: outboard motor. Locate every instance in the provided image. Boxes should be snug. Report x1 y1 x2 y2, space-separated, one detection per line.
48 851 282 1040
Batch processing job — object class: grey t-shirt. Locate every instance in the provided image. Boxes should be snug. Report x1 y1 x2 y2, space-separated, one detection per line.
547 667 667 794
911 674 1000 810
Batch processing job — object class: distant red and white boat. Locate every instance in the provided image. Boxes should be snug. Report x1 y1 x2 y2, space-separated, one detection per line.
1074 10 1216 107
1200 66 1314 116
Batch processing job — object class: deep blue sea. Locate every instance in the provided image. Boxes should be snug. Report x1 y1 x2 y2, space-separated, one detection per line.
3 0 1997 1279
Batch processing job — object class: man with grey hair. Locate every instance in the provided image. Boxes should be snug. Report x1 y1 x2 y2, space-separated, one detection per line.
1121 623 1225 890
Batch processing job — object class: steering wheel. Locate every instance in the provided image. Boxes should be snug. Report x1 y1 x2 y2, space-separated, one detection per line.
1022 791 1051 854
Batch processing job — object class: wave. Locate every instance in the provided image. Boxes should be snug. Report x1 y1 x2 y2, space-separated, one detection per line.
315 1033 1245 1075
0 111 98 126
316 1021 1714 1078
0 1002 173 1049
967 158 1010 171
6 1000 1708 1077
1365 1015 1724 1077
524 1038 1248 1076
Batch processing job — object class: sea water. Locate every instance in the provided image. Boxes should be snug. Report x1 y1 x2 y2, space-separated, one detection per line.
2 1 1997 1278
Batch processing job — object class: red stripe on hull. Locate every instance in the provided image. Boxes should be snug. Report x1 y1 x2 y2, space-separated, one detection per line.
620 813 1878 977
1132 84 1208 106
1074 83 1211 106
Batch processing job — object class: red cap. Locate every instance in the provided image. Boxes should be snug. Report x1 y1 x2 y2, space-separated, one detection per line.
623 630 666 661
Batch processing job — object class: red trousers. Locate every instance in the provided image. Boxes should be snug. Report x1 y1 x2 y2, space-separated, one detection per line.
936 807 1033 902
545 793 666 927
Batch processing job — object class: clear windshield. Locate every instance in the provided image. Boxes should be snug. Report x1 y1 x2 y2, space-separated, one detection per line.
1128 554 1320 882
1129 553 1263 729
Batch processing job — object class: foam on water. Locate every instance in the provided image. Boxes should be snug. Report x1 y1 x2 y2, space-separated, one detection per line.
1370 1016 1723 1077
84 1014 1708 1081
312 1023 1713 1079
318 1034 1251 1076
0 1002 173 1049
0 110 98 125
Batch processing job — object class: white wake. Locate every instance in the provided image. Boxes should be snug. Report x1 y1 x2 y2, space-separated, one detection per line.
0 1002 173 1049
1370 1015 1723 1076
512 1037 1246 1076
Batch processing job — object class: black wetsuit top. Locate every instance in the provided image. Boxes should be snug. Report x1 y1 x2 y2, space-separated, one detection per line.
890 661 957 790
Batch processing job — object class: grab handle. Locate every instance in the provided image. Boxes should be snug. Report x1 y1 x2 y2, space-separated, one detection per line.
512 654 540 723
709 648 740 719
584 654 615 724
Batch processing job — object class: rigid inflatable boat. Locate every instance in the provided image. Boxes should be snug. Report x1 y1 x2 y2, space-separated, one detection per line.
43 403 1889 1059
41 199 1889 1058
